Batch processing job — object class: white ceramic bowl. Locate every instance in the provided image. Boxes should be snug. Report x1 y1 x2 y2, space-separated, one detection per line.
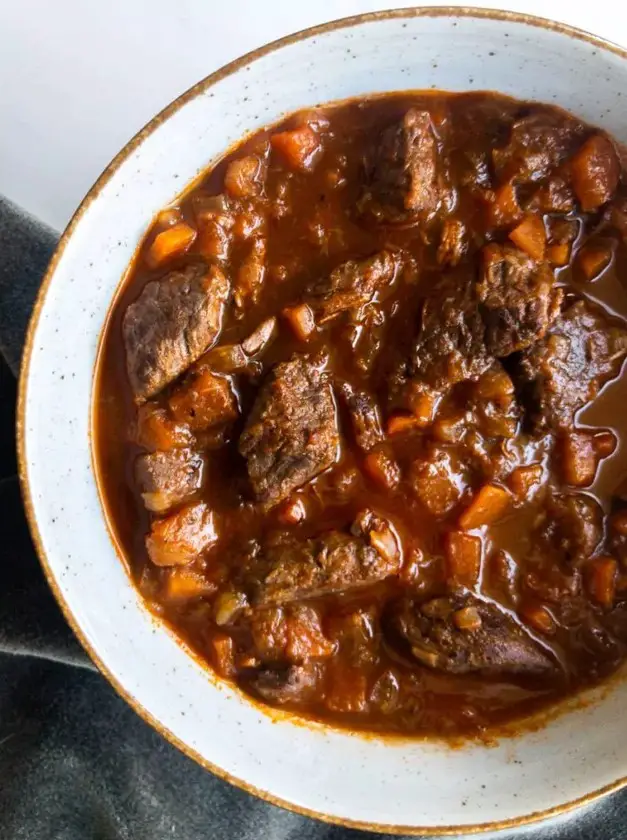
18 8 627 835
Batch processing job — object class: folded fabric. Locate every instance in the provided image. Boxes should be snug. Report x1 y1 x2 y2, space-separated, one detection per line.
0 194 623 839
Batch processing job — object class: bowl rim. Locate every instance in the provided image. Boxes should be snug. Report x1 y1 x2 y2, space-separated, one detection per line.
16 6 627 835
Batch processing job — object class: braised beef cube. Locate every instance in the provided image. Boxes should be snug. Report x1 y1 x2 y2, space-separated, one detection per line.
393 594 554 676
308 251 398 322
169 368 238 431
239 355 339 507
146 502 218 567
492 111 584 185
248 662 321 705
338 382 383 451
478 244 561 357
407 272 493 391
517 300 627 432
535 493 603 566
135 449 205 513
123 263 229 401
252 529 400 606
363 109 444 222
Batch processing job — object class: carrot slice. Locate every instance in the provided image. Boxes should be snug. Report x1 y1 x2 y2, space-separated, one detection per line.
459 484 510 530
146 222 196 268
271 126 321 171
445 531 482 586
508 215 546 260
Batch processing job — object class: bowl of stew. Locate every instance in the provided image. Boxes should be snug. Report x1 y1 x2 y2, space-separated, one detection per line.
18 7 627 834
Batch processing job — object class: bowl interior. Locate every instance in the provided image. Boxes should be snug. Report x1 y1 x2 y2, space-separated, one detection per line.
20 9 627 834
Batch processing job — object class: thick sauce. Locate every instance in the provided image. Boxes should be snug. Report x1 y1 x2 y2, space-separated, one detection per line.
95 91 627 739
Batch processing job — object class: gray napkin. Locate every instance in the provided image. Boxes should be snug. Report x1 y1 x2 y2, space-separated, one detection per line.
0 194 624 839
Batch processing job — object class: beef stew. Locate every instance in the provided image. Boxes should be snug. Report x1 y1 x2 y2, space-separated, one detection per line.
95 91 627 738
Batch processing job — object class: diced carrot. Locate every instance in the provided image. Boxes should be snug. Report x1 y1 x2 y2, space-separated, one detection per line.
546 243 571 267
445 531 482 586
146 503 217 567
135 403 193 451
577 243 612 281
587 556 618 608
282 303 316 341
570 134 620 211
169 369 238 431
410 451 462 516
408 390 438 426
156 207 183 227
508 464 544 499
278 497 307 526
508 214 546 260
197 219 231 261
474 367 514 401
224 155 264 198
560 431 597 487
432 414 466 443
386 413 421 436
452 606 482 631
363 448 401 491
520 602 556 636
488 182 522 227
210 633 236 677
593 429 617 458
271 125 321 172
145 222 196 268
458 484 510 530
162 568 216 603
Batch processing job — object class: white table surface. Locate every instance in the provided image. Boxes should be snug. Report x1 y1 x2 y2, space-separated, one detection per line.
0 0 625 231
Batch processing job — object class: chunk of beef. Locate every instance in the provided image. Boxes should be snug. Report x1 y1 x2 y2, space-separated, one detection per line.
534 493 603 566
337 382 383 451
308 251 398 322
478 244 562 357
363 109 444 222
516 300 627 432
393 594 554 676
135 449 205 513
146 502 217 566
239 355 339 507
251 528 400 606
248 662 321 705
407 271 493 391
123 263 229 401
492 111 584 185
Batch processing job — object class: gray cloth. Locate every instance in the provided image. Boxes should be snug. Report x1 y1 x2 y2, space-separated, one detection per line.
0 193 625 839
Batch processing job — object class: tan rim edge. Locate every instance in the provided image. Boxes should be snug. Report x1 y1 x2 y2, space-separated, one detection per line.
16 6 627 835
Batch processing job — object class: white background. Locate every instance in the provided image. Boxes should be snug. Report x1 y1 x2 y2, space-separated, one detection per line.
1 0 625 231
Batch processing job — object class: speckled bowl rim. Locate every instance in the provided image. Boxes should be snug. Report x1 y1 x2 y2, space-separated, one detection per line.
16 6 627 835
